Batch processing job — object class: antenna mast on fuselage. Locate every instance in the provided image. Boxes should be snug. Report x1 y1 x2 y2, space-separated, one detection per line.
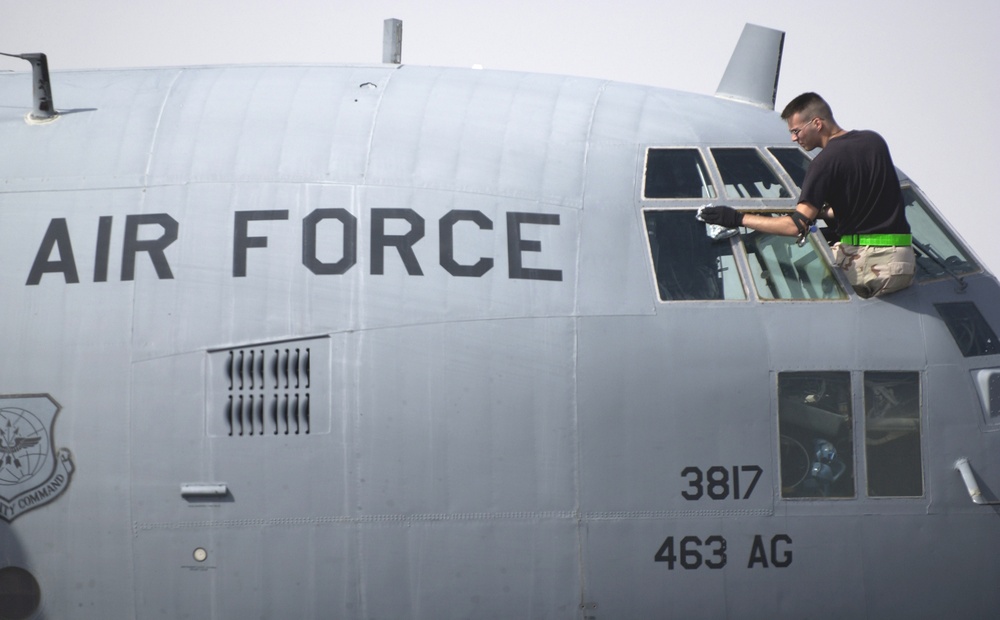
0 52 57 121
383 18 403 64
715 24 784 109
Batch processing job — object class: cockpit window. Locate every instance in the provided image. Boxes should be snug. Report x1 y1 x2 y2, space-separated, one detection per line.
767 147 812 188
903 186 980 281
740 221 848 300
643 210 746 300
643 149 717 199
711 148 792 199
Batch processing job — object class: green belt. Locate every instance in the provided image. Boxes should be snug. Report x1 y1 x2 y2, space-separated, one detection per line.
839 233 912 246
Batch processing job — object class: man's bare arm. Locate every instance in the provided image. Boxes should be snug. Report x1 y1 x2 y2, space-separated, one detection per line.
741 203 821 237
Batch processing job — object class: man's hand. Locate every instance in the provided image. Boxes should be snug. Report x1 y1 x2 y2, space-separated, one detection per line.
699 206 744 229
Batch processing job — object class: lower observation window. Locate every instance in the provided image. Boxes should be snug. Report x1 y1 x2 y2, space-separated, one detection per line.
644 210 745 300
778 372 855 499
778 371 925 500
864 372 923 497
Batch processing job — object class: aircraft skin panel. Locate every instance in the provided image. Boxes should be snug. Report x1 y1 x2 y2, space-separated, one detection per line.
0 70 180 193
367 67 596 208
133 523 359 618
355 319 577 515
355 520 579 619
857 513 997 618
760 301 929 370
143 66 396 187
576 311 774 515
3 31 1000 617
576 205 655 316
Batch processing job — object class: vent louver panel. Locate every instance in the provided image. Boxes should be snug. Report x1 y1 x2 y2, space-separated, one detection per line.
208 337 329 438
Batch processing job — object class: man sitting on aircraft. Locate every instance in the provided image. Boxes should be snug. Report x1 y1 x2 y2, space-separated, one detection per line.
701 92 915 298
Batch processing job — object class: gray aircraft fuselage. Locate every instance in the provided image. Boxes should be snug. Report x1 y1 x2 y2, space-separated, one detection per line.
1 24 999 619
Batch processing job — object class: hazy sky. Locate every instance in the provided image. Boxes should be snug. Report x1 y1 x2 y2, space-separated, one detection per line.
4 0 998 274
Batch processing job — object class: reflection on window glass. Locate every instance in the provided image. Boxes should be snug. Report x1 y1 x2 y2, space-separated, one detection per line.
644 149 717 199
779 372 854 499
644 210 745 300
903 186 980 281
741 225 847 300
864 372 923 497
711 148 792 199
767 147 812 188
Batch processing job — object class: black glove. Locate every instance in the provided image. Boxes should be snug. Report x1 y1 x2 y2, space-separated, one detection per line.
700 206 744 228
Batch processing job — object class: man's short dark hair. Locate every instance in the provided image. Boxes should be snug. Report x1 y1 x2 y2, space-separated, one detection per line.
781 92 835 123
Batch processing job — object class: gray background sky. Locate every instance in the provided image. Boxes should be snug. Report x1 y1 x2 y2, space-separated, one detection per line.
4 1 997 274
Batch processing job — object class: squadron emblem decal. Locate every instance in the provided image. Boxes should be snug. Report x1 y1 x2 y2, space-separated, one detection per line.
0 395 74 522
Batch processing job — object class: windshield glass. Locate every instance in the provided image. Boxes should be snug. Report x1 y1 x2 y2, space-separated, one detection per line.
644 209 745 300
644 149 717 199
767 147 812 188
711 148 792 199
903 186 980 281
741 219 847 300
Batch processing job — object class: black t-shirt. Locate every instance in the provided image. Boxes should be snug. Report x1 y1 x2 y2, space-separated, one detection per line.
798 130 909 235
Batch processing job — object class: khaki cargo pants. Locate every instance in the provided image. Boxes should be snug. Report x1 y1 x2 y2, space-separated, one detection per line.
832 243 915 298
